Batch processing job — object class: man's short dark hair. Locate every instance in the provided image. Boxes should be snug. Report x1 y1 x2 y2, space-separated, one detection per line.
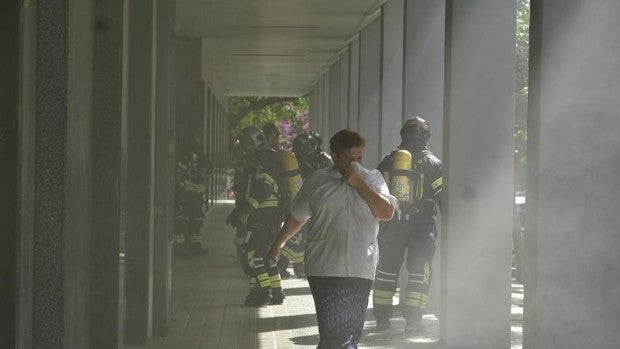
329 129 365 155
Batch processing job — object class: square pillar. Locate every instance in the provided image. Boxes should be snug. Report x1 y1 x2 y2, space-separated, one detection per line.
329 59 342 137
525 1 620 348
358 18 382 167
1 1 21 347
348 36 360 131
90 0 124 348
152 0 176 336
442 1 516 347
14 2 124 348
380 0 404 156
175 38 203 151
124 0 157 343
404 0 446 156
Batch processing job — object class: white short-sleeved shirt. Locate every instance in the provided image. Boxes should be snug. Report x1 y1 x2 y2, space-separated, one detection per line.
289 164 397 280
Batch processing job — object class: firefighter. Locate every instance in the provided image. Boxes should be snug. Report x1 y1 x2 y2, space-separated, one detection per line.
262 123 281 150
231 140 249 256
372 116 443 334
174 135 210 258
293 132 333 178
260 122 305 279
226 126 287 306
276 132 334 278
235 123 282 260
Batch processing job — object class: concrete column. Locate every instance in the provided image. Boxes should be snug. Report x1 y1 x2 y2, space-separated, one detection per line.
204 88 212 204
17 2 36 348
19 3 126 346
308 81 327 149
221 104 230 172
1 1 20 347
525 1 620 348
175 38 204 151
16 0 99 347
329 59 342 137
326 50 351 137
358 18 382 167
222 103 228 184
320 72 330 140
46 0 92 347
206 87 214 161
213 100 222 199
380 0 405 156
216 99 222 197
314 75 325 135
442 1 516 348
90 0 125 348
206 89 215 204
17 1 68 348
65 0 96 340
309 83 320 131
348 37 360 130
339 49 350 131
124 0 157 344
404 0 445 156
403 0 446 323
153 0 175 336
309 73 331 148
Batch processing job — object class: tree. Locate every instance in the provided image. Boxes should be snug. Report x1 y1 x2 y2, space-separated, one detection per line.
515 0 530 192
515 0 530 128
228 96 310 150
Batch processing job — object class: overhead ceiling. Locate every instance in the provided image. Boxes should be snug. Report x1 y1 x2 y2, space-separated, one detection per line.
175 0 386 97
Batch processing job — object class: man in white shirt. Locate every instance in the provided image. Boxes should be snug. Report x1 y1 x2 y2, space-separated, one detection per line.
268 129 396 349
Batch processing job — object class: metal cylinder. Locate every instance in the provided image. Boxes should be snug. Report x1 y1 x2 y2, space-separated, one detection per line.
281 151 303 199
390 149 412 203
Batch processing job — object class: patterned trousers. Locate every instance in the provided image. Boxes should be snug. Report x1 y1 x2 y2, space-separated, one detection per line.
307 276 372 349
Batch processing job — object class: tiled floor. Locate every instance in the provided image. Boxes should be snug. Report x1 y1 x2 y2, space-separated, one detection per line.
127 201 522 349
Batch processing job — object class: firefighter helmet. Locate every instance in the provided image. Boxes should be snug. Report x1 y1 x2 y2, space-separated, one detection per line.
292 132 319 159
238 126 267 153
400 116 431 148
262 123 280 138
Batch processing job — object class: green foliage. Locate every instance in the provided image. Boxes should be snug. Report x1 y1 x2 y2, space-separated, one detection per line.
515 0 530 128
515 0 530 191
228 96 310 150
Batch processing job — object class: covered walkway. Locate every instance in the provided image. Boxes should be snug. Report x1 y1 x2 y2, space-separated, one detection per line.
4 1 620 349
124 200 523 349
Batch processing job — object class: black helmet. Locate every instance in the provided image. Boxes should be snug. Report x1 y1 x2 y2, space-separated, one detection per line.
311 132 323 149
292 132 319 159
400 116 431 149
238 126 267 152
262 123 280 138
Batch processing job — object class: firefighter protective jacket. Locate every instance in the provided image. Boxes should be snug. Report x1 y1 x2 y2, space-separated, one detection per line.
241 146 287 225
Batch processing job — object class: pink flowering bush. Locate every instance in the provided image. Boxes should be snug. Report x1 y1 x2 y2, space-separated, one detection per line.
277 106 309 151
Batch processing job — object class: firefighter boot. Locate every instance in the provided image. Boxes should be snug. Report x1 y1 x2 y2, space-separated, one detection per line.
293 263 306 278
244 288 271 307
190 242 208 256
277 258 291 279
174 243 192 259
404 309 425 335
270 287 286 305
375 318 392 331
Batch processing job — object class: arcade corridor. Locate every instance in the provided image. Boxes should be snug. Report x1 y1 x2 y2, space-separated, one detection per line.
3 1 620 348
